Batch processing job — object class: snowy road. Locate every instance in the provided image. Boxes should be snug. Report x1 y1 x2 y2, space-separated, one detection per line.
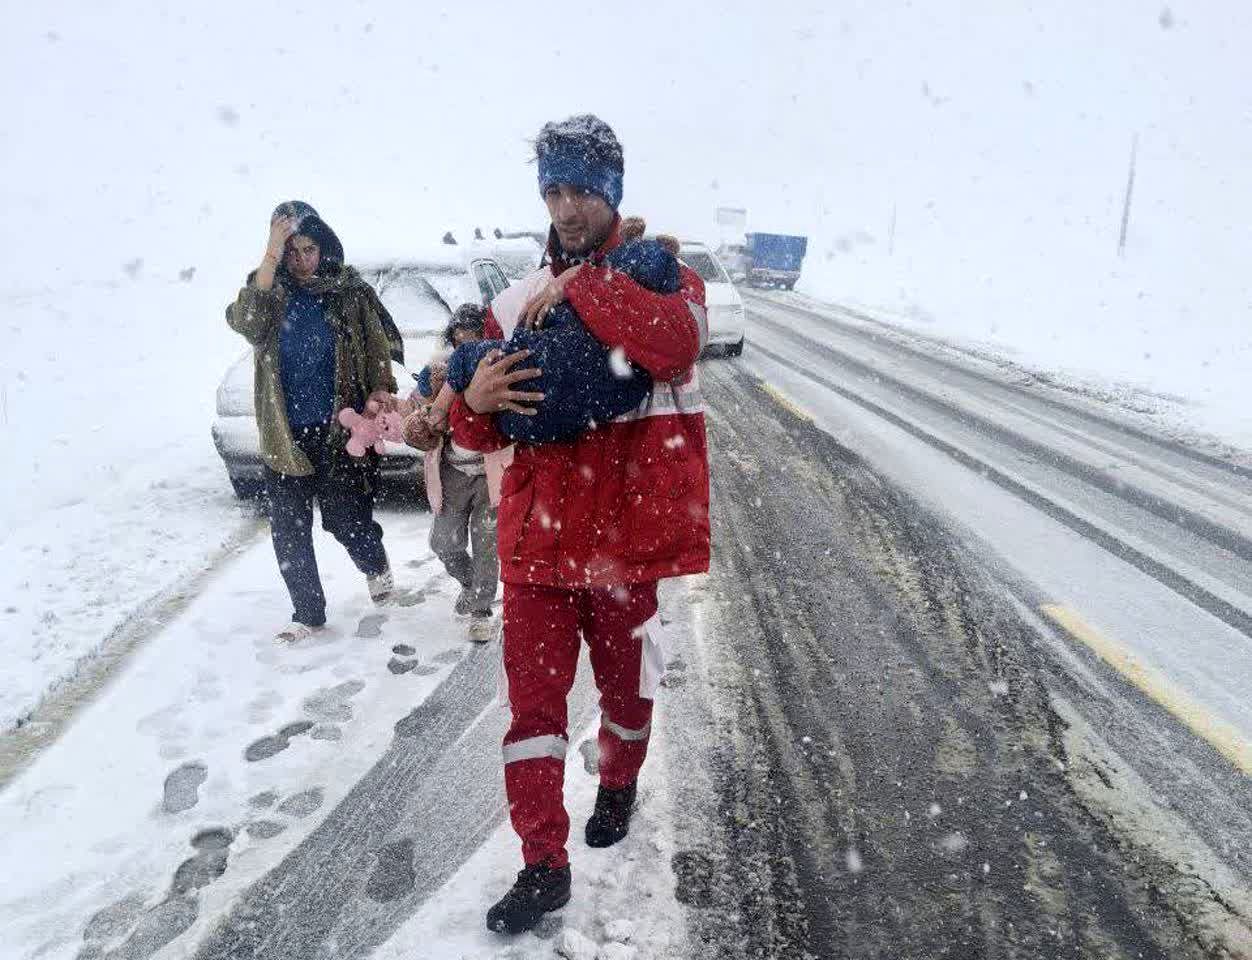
673 355 1252 958
3 297 1252 958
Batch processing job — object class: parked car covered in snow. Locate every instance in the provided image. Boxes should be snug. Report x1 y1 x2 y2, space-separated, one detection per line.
679 242 746 356
212 253 510 498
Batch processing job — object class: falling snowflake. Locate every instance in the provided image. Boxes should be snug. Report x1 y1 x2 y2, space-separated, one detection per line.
609 346 632 379
845 846 864 874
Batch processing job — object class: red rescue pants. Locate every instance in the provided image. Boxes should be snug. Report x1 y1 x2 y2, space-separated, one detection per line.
501 580 658 868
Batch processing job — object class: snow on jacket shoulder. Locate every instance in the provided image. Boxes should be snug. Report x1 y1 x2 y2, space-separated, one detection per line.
455 225 710 589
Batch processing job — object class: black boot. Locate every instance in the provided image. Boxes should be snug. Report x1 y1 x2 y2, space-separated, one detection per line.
584 781 637 848
486 862 571 935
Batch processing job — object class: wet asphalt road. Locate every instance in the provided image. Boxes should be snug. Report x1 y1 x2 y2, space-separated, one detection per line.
663 358 1250 959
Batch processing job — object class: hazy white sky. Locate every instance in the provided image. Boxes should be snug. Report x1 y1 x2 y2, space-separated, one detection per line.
3 1 1250 287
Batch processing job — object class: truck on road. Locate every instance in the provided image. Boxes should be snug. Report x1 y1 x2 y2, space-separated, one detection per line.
743 232 808 289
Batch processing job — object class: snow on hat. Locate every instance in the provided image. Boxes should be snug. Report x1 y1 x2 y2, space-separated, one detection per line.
535 114 624 211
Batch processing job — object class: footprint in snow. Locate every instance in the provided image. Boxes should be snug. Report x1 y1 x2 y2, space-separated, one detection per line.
80 828 233 958
246 820 286 840
244 720 314 762
277 787 324 818
81 891 147 944
248 790 278 809
171 828 234 895
355 613 388 639
77 895 198 960
162 761 207 814
365 838 416 902
245 786 325 842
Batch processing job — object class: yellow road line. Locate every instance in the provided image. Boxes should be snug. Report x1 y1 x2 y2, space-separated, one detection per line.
1041 603 1252 776
759 382 815 424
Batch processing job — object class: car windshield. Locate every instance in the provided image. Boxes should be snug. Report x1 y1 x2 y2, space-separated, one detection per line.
364 264 454 336
681 251 730 284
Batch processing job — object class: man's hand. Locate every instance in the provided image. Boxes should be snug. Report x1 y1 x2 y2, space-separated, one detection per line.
463 349 544 415
520 264 583 330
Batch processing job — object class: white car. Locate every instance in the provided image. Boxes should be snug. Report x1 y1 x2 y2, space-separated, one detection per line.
211 253 511 498
679 242 745 356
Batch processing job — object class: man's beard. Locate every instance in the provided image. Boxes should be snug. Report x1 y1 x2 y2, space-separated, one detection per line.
556 225 608 258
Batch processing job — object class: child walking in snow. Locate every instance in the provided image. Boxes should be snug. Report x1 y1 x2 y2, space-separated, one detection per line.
411 305 503 637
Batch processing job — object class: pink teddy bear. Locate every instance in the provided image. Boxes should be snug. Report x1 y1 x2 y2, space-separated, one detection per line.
337 398 412 458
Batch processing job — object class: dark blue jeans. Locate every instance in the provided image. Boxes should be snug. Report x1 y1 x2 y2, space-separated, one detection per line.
264 424 389 626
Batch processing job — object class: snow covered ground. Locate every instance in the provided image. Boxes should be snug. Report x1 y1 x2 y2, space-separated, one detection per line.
372 729 684 960
0 508 690 960
0 273 251 732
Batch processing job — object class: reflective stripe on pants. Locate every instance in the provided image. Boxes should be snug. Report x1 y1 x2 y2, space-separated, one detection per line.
503 734 569 765
502 580 658 868
602 716 651 742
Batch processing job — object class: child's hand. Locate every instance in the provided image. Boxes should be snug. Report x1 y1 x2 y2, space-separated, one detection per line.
521 265 581 330
428 361 448 397
402 407 442 451
425 402 450 434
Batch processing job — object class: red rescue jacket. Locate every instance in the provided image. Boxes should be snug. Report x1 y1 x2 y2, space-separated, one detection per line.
457 222 711 588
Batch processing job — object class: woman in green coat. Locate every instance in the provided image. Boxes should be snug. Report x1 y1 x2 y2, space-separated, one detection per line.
227 201 398 643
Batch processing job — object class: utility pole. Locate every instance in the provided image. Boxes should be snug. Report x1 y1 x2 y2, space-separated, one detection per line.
1118 134 1138 257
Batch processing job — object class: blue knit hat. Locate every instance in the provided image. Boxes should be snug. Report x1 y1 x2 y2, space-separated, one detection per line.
535 115 624 211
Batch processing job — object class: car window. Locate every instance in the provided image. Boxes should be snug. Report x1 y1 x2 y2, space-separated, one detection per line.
485 263 511 298
471 263 495 305
680 251 730 284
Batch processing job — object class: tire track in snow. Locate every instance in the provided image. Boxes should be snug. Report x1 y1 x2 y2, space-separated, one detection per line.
664 360 1246 959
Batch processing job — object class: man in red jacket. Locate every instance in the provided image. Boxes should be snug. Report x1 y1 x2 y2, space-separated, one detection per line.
454 114 710 934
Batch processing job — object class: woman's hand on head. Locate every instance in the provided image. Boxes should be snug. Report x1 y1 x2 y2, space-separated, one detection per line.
267 216 297 261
